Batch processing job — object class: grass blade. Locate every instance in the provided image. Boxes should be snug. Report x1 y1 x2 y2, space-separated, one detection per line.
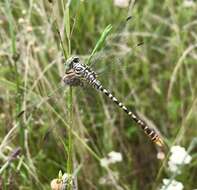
87 24 112 64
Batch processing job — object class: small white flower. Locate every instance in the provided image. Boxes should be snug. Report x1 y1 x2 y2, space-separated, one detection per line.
183 0 195 7
18 18 25 24
114 0 129 8
22 10 27 15
100 157 111 167
108 151 122 163
160 178 184 190
168 145 192 173
100 151 122 167
168 161 180 173
170 146 191 164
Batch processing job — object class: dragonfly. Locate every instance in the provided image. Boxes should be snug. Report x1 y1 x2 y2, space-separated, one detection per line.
63 56 164 147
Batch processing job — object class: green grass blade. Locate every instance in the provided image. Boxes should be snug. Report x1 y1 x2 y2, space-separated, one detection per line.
87 24 112 64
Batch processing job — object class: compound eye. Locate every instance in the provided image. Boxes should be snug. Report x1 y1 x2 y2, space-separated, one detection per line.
75 67 83 72
73 57 80 63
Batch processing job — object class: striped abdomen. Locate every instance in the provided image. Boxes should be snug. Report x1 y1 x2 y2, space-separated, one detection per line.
85 73 163 146
99 85 163 146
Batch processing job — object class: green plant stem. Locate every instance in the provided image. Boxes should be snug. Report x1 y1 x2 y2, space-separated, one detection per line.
67 87 73 190
64 3 73 190
5 0 24 148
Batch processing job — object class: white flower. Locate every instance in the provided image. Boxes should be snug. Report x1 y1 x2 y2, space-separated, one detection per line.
168 161 180 173
18 18 25 24
168 145 192 173
170 146 192 164
183 0 195 7
22 10 27 15
108 151 122 162
100 158 110 167
114 0 129 8
100 151 122 167
160 178 184 190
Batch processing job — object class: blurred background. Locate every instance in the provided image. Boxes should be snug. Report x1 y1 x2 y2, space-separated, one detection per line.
0 0 197 189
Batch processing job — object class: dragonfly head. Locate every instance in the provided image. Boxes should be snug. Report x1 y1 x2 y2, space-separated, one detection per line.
65 56 86 76
63 56 81 86
64 56 80 71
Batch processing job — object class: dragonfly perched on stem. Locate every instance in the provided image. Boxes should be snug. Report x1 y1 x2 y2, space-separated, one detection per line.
63 56 164 147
